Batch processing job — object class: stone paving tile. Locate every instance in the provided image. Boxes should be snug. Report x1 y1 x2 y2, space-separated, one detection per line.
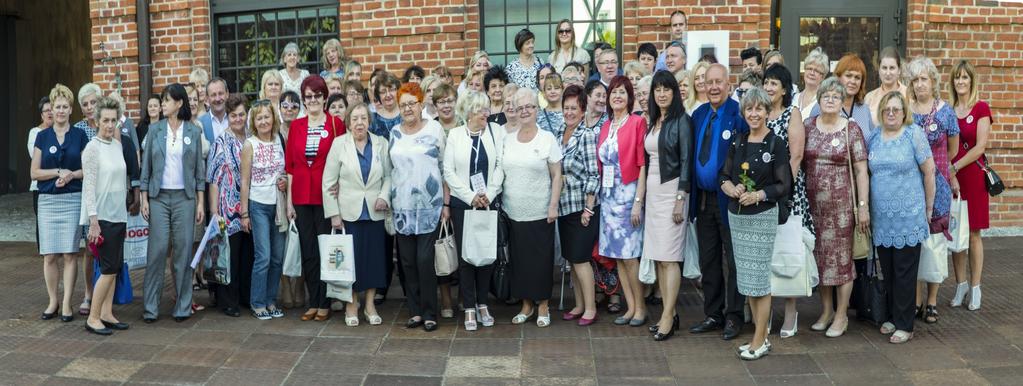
105 326 185 346
126 363 216 384
150 346 234 367
0 353 73 375
521 322 590 339
371 355 448 377
453 323 523 339
363 374 442 386
40 376 121 386
292 353 372 374
753 374 833 385
666 353 748 379
879 344 968 371
82 342 163 361
206 368 289 386
13 337 98 358
449 338 521 356
954 344 1023 369
54 357 145 383
521 354 594 377
172 330 249 349
975 365 1023 385
239 333 313 352
0 320 59 338
318 321 391 338
591 337 667 358
444 356 520 378
743 353 825 376
522 377 597 386
254 316 325 336
595 376 678 386
306 336 382 354
282 372 365 386
906 368 989 386
221 349 300 371
444 376 521 386
594 355 671 377
520 337 591 356
378 338 451 356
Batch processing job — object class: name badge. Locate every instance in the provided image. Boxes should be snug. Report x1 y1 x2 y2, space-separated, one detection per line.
121 128 129 134
966 115 974 124
602 166 616 189
49 146 58 154
721 130 732 140
831 138 841 148
183 137 192 145
928 123 938 132
470 173 486 194
762 152 772 163
320 130 329 138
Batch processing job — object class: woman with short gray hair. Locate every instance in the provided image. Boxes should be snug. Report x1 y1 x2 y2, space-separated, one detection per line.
443 90 506 331
794 48 829 118
279 42 310 95
719 87 792 359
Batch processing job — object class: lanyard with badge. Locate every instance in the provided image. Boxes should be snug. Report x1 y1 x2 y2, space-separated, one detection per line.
468 126 489 194
602 116 627 190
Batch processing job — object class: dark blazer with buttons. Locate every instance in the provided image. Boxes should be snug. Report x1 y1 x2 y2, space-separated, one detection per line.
654 113 694 193
140 119 206 199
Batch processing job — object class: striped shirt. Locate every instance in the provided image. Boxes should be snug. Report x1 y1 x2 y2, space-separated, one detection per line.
305 123 326 165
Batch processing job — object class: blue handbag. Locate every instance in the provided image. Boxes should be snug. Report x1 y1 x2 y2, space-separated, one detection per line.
92 260 134 305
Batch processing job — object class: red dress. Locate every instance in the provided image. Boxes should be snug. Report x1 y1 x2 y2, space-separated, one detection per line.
952 101 992 230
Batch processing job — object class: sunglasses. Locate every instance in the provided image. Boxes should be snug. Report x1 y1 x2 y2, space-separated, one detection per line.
558 29 573 35
252 99 272 107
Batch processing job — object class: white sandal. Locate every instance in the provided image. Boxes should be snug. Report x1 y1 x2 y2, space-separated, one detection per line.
364 311 382 325
536 313 551 328
345 313 359 327
464 310 478 331
879 322 896 335
889 330 913 344
477 305 495 327
511 311 534 324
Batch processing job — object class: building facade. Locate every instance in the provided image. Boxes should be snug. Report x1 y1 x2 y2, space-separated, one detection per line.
18 0 1023 227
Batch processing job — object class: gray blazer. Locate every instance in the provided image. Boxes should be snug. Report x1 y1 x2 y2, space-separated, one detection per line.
140 119 206 199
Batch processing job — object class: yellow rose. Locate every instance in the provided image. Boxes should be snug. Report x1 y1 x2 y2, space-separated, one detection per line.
741 162 750 171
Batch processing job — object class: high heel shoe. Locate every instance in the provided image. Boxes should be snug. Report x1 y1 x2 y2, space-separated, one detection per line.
810 314 834 331
968 285 982 311
464 310 478 331
779 312 798 339
652 316 680 341
825 317 848 338
649 315 680 334
477 305 495 327
950 282 969 307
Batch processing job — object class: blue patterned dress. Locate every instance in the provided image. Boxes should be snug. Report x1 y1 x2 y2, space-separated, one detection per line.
867 126 933 248
913 101 960 237
207 131 246 236
597 132 643 258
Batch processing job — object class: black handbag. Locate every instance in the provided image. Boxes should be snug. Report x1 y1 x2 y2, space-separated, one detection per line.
852 258 888 326
490 245 512 301
978 156 1004 196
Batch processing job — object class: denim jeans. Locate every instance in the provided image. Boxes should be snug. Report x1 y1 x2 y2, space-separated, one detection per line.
250 201 286 309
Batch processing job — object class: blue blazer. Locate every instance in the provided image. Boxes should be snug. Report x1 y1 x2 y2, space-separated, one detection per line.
199 113 215 144
687 99 749 223
140 119 206 199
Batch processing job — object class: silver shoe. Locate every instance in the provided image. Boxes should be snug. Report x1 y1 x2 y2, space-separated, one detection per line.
950 282 969 307
968 285 982 311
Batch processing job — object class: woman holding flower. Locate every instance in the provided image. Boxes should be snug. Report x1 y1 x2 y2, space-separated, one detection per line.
719 87 792 360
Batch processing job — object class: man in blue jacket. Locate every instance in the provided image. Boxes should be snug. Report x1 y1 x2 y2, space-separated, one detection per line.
688 63 749 340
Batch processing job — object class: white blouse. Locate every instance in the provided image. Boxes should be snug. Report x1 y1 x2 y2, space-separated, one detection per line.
81 137 127 224
162 122 185 190
501 129 563 222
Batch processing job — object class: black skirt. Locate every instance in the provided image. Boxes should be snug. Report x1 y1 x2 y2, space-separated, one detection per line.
97 221 126 275
558 208 600 264
509 218 555 301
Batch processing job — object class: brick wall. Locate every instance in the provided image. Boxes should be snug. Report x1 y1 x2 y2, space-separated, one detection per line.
906 0 1023 228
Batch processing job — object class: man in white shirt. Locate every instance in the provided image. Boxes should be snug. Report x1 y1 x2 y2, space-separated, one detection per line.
201 78 229 143
656 10 687 71
664 41 687 74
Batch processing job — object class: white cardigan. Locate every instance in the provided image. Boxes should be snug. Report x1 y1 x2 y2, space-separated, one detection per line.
443 123 505 205
321 133 392 222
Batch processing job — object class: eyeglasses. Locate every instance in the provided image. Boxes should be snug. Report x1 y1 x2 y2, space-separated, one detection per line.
280 102 300 110
436 98 456 106
558 29 573 35
399 101 420 111
252 99 272 107
736 88 749 98
883 107 903 115
515 105 538 113
303 93 324 102
806 67 826 77
820 94 843 102
597 60 618 66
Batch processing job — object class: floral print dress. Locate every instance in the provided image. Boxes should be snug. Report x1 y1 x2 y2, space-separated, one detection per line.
913 100 960 237
207 132 246 236
597 132 643 259
766 105 814 234
388 121 446 235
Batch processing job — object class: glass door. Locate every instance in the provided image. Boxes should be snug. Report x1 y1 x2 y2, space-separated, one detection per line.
779 0 905 91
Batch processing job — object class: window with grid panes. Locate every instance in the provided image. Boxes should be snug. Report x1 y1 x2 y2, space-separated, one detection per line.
480 0 620 66
214 5 338 99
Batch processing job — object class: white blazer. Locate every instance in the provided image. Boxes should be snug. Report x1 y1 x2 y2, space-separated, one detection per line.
322 133 392 222
443 123 505 205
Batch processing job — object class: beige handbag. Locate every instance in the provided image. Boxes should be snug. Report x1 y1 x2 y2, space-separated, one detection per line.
434 221 459 276
845 124 871 260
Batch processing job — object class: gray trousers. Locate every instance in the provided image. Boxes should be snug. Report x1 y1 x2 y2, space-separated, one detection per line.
143 189 197 319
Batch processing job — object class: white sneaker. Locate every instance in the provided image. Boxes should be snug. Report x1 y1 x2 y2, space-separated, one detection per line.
968 285 982 311
950 282 969 307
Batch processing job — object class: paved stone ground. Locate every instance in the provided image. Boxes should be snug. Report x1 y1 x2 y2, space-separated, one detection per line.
1 238 1021 386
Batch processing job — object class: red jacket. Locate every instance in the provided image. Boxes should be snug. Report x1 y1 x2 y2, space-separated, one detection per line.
597 113 647 185
285 113 346 205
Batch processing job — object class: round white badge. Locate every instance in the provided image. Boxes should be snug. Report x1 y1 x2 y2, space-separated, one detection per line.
722 130 732 140
761 152 772 163
48 146 58 154
929 123 938 132
121 128 128 133
831 138 841 148
320 130 329 139
966 115 974 124
183 137 192 145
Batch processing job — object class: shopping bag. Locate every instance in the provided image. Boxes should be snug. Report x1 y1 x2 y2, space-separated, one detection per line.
853 258 888 326
462 209 498 267
918 232 949 283
201 218 232 285
639 257 656 284
92 260 134 305
123 214 148 270
949 197 970 253
682 223 701 279
769 215 816 297
282 221 302 277
434 222 459 276
318 228 356 287
326 282 353 302
490 245 512 301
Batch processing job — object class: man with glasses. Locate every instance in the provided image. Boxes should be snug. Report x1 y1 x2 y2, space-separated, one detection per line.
687 63 750 341
590 49 621 87
588 42 622 83
656 10 688 71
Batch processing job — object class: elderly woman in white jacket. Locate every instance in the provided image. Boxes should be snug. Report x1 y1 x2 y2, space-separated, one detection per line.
322 102 392 327
442 90 506 331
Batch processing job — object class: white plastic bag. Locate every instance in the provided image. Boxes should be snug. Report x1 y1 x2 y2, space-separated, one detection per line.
318 228 356 287
462 209 498 267
918 233 949 283
639 257 656 284
949 197 970 253
282 221 302 277
124 215 149 270
682 222 701 279
769 215 817 297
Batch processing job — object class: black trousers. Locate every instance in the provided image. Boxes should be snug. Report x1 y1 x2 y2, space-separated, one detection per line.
878 245 921 332
382 233 405 296
451 203 495 309
215 231 252 310
696 190 744 323
396 229 439 321
294 205 331 309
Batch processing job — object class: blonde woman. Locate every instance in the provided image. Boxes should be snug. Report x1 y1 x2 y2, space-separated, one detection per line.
793 48 829 119
320 38 346 78
260 70 284 107
189 68 210 116
624 61 650 88
684 62 710 113
279 42 310 95
420 75 442 120
537 73 565 134
548 19 590 73
459 51 491 95
345 60 363 83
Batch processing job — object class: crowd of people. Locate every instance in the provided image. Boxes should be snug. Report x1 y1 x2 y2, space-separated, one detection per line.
28 10 994 360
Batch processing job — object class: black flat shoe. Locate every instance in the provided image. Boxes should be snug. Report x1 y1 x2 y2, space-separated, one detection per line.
423 320 438 332
722 320 742 341
406 318 424 329
223 307 241 317
174 316 190 322
101 320 130 330
85 324 113 336
143 317 157 324
689 317 723 334
60 314 74 323
41 306 59 321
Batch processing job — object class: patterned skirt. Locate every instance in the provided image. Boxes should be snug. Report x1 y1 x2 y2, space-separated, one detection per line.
727 206 778 297
38 192 83 255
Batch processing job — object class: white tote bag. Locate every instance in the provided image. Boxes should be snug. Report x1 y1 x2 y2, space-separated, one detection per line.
682 222 701 279
949 197 970 253
318 228 356 287
639 257 656 284
462 209 498 267
124 214 149 270
434 222 459 276
282 221 303 277
918 232 949 284
769 215 817 297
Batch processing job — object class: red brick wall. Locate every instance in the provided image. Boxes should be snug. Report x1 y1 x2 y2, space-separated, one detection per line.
907 0 1023 228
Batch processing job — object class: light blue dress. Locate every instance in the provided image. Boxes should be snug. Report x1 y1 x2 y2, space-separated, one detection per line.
597 134 643 259
867 126 933 248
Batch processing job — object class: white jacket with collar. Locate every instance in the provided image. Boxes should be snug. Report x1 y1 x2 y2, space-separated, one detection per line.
321 133 392 222
443 123 505 205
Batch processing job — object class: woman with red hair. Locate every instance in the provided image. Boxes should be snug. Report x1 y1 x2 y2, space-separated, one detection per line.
809 54 877 137
285 75 346 322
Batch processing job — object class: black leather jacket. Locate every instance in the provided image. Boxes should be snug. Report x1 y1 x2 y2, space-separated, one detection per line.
651 114 694 192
